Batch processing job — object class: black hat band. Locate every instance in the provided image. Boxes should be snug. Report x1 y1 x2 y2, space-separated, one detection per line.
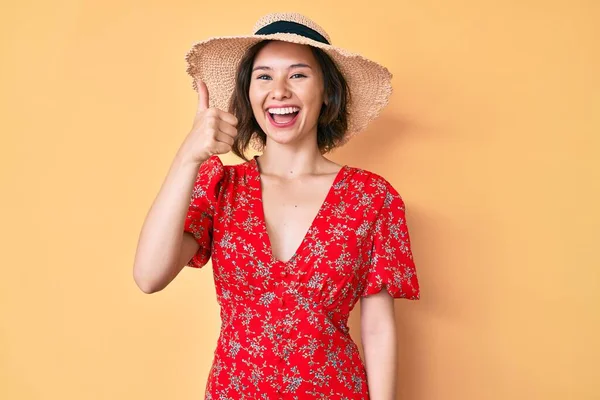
254 20 330 45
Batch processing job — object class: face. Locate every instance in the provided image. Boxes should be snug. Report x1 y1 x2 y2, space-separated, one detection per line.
249 41 325 146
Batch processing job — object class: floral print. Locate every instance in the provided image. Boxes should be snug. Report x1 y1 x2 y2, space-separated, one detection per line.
184 155 420 399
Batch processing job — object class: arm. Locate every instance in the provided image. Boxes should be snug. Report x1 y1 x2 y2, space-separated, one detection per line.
133 78 238 294
360 290 398 400
132 151 206 294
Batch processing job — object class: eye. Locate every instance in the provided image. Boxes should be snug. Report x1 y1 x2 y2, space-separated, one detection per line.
255 73 307 80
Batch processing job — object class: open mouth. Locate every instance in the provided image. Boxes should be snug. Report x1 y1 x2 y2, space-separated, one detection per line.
267 110 300 127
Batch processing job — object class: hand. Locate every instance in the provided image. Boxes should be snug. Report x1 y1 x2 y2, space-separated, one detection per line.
180 78 238 164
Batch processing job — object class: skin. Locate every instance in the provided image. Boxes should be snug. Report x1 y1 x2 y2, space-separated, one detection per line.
249 41 399 399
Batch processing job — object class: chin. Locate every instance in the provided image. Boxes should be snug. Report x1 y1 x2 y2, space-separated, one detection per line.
264 131 301 145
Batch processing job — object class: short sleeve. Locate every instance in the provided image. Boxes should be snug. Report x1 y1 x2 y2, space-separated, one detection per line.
361 181 420 299
183 155 225 268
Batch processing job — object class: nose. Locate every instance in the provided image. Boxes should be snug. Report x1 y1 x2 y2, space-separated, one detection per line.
270 75 292 100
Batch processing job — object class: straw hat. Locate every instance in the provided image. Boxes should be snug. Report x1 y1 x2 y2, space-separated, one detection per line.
185 12 393 149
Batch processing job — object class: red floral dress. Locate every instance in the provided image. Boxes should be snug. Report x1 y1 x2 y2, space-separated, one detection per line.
184 155 420 400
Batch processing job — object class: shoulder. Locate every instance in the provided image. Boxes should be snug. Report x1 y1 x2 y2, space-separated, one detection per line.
196 154 225 178
196 154 247 182
347 165 404 209
190 156 226 203
198 155 256 190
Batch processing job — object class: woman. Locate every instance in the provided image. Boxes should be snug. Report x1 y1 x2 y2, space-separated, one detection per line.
133 12 420 399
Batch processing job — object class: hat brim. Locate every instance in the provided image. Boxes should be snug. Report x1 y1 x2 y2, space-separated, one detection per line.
185 33 393 141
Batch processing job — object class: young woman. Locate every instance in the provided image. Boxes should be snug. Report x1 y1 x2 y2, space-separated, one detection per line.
133 12 420 400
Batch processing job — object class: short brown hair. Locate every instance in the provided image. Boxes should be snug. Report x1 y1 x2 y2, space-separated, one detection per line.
228 40 350 161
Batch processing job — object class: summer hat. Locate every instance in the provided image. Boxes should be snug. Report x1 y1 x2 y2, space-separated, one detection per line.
185 12 393 149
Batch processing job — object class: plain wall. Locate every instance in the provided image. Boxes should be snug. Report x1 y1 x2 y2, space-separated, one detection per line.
1 0 598 399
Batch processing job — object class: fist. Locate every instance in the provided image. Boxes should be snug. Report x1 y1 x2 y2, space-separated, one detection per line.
183 78 239 164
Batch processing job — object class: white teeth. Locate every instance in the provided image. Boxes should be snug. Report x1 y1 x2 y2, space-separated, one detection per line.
268 107 300 115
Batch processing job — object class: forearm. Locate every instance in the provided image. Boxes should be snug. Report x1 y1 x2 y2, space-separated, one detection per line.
361 325 398 400
132 151 206 293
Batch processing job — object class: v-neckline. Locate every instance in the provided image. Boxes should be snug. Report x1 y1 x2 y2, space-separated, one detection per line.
252 155 348 265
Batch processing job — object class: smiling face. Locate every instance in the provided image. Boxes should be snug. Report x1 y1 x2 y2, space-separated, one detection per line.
249 40 325 146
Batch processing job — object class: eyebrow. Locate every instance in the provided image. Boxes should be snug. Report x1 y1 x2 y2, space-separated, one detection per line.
251 63 313 72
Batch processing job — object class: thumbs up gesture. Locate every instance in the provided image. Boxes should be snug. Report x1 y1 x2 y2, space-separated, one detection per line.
180 78 239 164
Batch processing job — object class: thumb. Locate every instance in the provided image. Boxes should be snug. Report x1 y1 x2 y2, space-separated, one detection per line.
195 78 209 112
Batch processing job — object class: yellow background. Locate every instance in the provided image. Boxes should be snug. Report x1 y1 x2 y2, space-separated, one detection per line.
1 0 598 399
